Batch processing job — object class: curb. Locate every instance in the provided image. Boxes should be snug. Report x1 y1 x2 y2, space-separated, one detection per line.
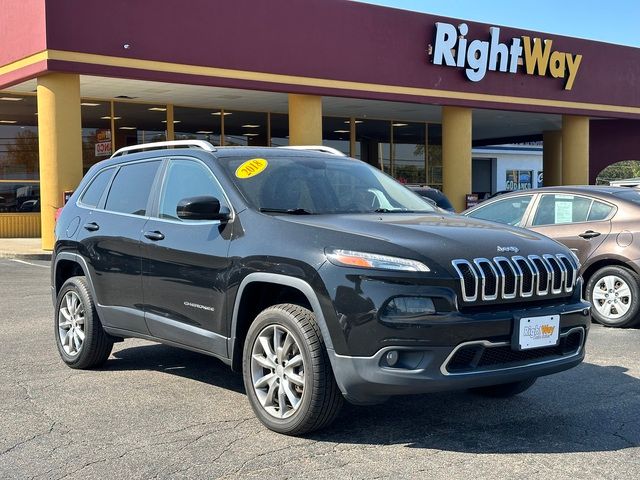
0 251 52 261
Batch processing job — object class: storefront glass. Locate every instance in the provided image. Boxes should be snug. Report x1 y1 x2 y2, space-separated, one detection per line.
81 100 112 173
223 111 269 146
0 93 40 212
174 106 222 146
113 102 167 150
270 114 288 147
322 117 350 155
393 122 426 184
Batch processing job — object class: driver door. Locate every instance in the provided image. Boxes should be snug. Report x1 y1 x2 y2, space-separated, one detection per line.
140 157 234 357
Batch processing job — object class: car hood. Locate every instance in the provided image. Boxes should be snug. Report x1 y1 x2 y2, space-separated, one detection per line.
280 213 566 262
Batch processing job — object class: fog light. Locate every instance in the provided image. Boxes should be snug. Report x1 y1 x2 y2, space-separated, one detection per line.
381 296 436 322
385 350 399 367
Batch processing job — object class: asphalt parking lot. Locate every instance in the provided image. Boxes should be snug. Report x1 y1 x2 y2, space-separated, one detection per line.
1 258 639 479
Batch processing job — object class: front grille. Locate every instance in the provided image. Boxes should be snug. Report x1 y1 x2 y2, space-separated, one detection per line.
452 254 577 303
444 328 585 374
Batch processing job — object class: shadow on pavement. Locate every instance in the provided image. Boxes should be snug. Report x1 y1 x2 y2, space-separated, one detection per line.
107 343 245 395
105 344 639 453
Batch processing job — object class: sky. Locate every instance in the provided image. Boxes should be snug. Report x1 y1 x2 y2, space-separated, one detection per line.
354 0 640 47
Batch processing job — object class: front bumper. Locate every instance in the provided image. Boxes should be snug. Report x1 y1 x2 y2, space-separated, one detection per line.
328 309 589 405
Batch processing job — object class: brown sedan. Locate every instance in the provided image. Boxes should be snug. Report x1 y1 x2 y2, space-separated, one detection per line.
464 186 640 328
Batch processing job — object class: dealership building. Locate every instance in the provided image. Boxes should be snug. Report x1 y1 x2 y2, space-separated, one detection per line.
1 0 639 249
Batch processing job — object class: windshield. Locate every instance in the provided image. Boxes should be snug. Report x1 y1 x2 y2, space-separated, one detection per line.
221 155 436 214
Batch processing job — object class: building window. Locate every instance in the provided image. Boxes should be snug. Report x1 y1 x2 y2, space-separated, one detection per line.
113 102 167 150
0 93 39 212
223 111 268 146
505 169 534 190
81 100 112 172
270 114 288 147
174 106 222 145
322 117 350 155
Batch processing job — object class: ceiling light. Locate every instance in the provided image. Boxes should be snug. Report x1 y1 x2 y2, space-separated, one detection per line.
148 107 167 112
241 124 260 128
161 120 181 123
393 123 408 127
119 126 136 130
81 102 100 107
115 95 137 99
0 97 23 101
101 116 122 120
333 129 350 133
242 133 259 136
344 120 363 124
196 130 213 134
211 111 232 116
0 120 17 124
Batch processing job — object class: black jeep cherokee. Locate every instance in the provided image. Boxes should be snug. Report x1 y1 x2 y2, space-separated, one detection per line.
52 140 590 435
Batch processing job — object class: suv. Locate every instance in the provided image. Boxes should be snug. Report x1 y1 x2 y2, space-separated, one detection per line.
52 140 590 435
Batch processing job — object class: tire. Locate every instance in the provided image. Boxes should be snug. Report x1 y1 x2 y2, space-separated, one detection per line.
54 276 114 369
242 304 343 435
469 377 537 398
585 266 640 328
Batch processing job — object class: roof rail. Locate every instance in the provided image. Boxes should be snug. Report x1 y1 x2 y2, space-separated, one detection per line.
278 145 347 157
111 140 216 158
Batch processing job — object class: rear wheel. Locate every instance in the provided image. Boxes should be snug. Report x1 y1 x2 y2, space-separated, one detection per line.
469 378 537 398
242 304 343 435
55 276 114 369
586 266 640 327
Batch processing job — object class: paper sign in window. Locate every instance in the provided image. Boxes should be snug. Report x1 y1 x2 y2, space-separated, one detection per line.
555 201 573 223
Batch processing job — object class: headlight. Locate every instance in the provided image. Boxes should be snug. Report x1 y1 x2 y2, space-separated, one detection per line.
325 249 430 272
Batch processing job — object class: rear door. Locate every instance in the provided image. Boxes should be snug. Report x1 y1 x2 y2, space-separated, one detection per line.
140 157 234 356
76 159 162 334
526 193 614 264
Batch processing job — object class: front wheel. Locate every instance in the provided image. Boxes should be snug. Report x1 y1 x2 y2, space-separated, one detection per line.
469 378 537 398
586 266 640 327
242 304 343 435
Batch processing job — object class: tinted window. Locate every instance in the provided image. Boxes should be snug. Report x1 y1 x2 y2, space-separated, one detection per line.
532 194 592 226
159 159 227 220
80 168 114 208
467 195 534 226
588 201 614 221
104 161 160 216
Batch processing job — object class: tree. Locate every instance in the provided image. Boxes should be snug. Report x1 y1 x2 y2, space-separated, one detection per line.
596 160 640 184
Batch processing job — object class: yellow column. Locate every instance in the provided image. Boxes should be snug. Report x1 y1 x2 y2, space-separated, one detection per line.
166 104 175 141
37 73 83 250
543 130 562 186
288 94 322 145
562 115 590 185
442 106 472 212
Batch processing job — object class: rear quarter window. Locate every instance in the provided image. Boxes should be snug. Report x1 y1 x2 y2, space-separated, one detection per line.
79 168 114 208
104 160 161 216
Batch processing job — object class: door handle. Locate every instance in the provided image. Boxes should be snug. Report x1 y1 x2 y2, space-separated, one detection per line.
144 231 165 241
83 222 99 232
579 230 601 239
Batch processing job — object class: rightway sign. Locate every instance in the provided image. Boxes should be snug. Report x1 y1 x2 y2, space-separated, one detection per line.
431 22 582 90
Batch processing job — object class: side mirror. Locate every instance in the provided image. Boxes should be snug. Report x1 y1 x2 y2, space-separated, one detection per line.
176 196 231 222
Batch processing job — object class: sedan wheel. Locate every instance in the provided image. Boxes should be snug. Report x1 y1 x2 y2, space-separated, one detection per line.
586 266 640 327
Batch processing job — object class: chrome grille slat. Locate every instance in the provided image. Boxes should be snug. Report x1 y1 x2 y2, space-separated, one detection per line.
452 253 577 303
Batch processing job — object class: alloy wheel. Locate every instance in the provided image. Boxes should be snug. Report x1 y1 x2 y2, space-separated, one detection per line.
58 291 86 356
250 324 305 419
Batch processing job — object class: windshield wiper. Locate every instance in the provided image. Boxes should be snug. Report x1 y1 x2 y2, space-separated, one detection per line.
259 208 313 215
373 208 416 213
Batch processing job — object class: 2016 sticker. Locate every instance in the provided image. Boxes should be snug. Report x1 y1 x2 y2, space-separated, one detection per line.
235 158 268 179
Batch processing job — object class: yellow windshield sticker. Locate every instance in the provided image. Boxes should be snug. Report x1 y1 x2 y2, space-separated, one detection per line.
235 158 268 179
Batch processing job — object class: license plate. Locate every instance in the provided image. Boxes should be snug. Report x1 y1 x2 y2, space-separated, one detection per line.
515 315 560 350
